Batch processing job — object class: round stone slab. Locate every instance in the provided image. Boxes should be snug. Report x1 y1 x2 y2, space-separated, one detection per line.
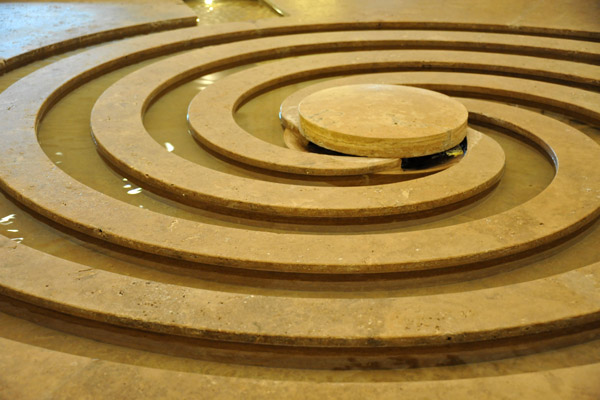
298 84 469 158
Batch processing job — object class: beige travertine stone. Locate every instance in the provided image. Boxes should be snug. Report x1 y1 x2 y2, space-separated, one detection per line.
283 128 310 151
1 2 600 397
0 40 597 272
0 23 597 273
2 335 600 399
36 27 587 178
93 39 598 223
282 126 465 175
185 40 598 175
297 84 468 157
281 70 600 132
2 230 600 349
93 77 502 216
272 0 600 39
0 0 197 73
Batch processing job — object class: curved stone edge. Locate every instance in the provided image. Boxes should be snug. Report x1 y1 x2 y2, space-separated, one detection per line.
257 13 600 42
0 10 598 391
248 15 600 43
296 85 468 158
0 2 197 75
1 230 600 348
0 23 599 273
282 127 464 175
187 47 598 174
1 335 598 399
1 98 599 273
281 71 600 132
93 56 509 216
159 50 596 215
95 117 499 216
86 29 599 176
5 16 599 79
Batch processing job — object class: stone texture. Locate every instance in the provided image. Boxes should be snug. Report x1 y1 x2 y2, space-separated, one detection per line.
1 0 599 398
271 0 600 39
281 70 600 129
297 84 468 158
93 53 505 217
1 23 598 272
0 0 197 73
183 33 599 176
2 335 599 399
2 232 600 350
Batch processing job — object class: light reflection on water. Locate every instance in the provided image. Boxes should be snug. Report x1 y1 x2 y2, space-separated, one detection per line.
1 0 598 382
0 214 16 225
184 0 278 24
0 27 595 296
1 213 22 243
4 51 564 246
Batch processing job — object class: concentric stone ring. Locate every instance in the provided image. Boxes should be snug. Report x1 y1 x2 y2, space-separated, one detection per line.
1 11 600 392
0 24 598 274
93 67 504 218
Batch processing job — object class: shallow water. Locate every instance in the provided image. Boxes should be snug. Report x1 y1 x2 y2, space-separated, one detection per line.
1 2 600 386
184 0 279 24
2 50 596 296
1 38 595 292
0 0 594 296
1 309 600 381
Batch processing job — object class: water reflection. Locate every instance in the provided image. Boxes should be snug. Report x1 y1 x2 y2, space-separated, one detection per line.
1 213 22 243
0 214 16 225
184 0 278 24
127 188 142 195
0 28 593 294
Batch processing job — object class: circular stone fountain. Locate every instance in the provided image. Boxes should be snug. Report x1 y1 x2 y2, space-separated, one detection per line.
1 2 600 397
297 84 469 157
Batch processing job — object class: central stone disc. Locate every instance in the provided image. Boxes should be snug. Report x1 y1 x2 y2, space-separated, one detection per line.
297 84 469 158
